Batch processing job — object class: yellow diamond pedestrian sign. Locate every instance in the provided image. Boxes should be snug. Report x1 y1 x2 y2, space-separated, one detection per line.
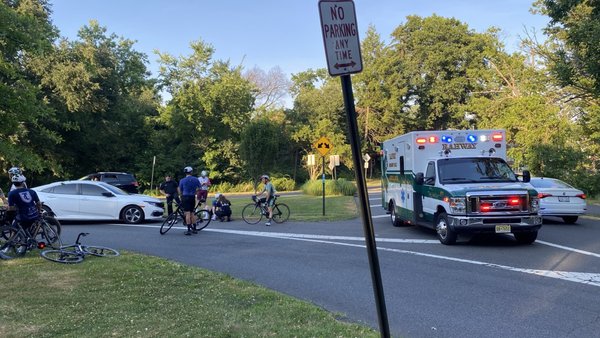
314 136 333 156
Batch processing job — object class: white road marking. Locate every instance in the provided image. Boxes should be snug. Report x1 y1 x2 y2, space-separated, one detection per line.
120 224 600 287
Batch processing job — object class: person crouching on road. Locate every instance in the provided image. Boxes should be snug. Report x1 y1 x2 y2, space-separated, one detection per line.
178 167 201 236
211 193 232 222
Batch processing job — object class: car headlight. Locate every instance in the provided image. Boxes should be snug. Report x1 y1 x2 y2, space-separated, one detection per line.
449 197 466 214
530 196 539 213
146 201 164 209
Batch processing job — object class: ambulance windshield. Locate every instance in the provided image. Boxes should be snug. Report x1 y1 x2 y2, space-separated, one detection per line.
438 157 518 184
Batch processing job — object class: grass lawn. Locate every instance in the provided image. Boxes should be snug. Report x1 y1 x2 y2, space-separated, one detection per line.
0 252 378 337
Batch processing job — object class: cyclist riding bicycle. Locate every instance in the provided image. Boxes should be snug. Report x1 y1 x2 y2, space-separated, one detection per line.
7 174 41 231
255 175 276 226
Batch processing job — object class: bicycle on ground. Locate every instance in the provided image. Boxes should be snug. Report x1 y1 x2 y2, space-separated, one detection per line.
0 214 62 259
160 198 212 235
41 232 119 264
242 194 290 225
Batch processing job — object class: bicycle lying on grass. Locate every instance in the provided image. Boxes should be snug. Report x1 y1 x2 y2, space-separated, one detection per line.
0 211 62 259
41 232 119 264
242 194 290 225
160 199 212 235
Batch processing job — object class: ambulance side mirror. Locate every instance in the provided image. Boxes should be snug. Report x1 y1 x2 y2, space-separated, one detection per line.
522 170 531 183
415 173 424 185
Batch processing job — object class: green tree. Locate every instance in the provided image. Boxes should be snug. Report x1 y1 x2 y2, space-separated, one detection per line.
0 0 61 181
154 40 255 184
31 20 158 182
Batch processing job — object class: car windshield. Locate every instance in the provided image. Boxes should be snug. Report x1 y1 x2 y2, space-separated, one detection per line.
98 182 129 195
438 157 518 184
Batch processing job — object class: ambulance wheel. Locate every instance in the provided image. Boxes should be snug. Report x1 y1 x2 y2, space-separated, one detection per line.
436 212 457 245
390 202 403 227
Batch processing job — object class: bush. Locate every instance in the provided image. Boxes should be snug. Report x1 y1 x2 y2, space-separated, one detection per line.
301 179 357 196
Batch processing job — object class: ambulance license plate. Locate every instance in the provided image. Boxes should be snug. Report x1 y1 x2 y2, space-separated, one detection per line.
495 225 511 233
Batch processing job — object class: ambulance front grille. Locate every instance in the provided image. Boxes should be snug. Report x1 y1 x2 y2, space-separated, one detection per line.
467 192 529 215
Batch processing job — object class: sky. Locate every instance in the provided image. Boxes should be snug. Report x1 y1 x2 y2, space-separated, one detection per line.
49 0 550 88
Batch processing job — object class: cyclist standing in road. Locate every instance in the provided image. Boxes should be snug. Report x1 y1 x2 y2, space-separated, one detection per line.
159 175 180 216
178 167 201 236
7 174 41 231
255 175 276 226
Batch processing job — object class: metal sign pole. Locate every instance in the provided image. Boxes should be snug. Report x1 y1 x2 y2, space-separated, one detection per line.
322 155 326 216
340 74 390 337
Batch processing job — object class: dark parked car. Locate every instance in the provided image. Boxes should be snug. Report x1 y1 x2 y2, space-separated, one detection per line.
79 172 139 193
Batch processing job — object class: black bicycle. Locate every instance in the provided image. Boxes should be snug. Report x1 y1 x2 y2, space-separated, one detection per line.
41 232 119 264
159 199 212 235
242 195 290 225
0 216 62 259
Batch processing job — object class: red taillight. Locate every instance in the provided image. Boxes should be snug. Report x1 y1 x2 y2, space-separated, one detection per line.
508 197 521 206
576 193 587 199
491 133 503 142
38 242 46 249
537 193 552 198
416 137 427 144
480 203 492 212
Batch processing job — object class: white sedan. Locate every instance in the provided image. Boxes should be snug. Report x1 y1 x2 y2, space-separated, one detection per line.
529 177 587 224
33 180 164 224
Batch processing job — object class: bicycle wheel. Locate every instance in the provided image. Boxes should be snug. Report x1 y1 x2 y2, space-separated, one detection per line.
160 212 179 235
39 220 62 249
194 209 212 231
272 203 290 223
44 216 62 236
0 226 28 257
82 245 120 257
242 203 263 224
41 249 83 264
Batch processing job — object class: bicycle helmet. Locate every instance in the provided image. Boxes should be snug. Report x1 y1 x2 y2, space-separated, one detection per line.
8 167 21 175
215 192 222 199
260 175 270 180
11 174 26 183
201 170 207 176
183 166 193 173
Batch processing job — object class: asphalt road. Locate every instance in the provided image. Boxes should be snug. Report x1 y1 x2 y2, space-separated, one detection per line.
54 190 600 338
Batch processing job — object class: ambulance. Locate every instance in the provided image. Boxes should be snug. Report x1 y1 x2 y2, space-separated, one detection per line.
381 129 542 245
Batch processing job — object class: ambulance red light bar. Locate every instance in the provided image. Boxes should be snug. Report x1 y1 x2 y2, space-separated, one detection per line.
416 137 427 144
480 203 492 212
428 136 439 143
491 133 503 142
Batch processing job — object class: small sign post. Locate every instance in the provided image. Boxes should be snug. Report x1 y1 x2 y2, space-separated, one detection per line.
314 136 333 216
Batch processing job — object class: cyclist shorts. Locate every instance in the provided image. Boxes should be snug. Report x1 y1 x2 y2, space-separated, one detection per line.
181 195 196 212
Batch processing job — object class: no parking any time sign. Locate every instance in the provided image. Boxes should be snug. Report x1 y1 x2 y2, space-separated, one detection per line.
319 0 363 76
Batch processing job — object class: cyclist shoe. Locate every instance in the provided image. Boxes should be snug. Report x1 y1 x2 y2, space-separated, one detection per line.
189 226 198 234
184 230 192 236
211 215 217 221
265 220 271 226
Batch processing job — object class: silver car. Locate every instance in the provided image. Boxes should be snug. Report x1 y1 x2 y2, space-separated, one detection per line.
33 181 164 224
529 177 587 224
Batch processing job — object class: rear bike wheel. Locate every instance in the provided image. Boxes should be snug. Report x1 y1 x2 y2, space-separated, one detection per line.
43 216 62 236
194 209 212 231
242 203 263 224
82 245 120 257
40 249 83 264
272 203 290 224
160 212 179 235
39 220 62 249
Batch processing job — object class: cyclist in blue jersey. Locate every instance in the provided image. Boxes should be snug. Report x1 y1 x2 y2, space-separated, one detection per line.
7 174 41 231
178 166 201 235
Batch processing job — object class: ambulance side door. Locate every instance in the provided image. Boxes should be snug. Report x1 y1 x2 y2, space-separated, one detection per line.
421 161 438 222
